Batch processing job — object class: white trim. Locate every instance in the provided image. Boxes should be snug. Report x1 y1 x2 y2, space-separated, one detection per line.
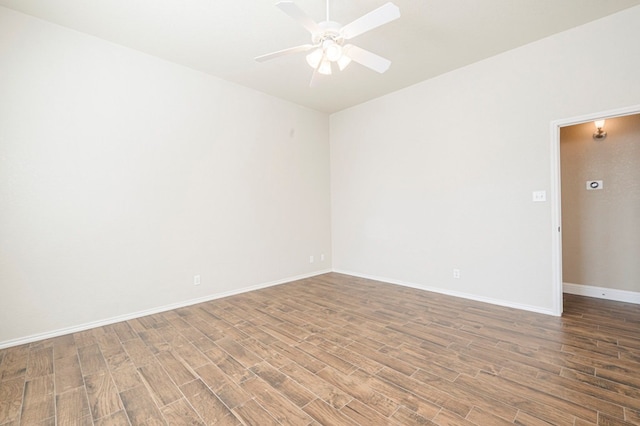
334 269 557 316
549 104 640 317
550 121 563 316
0 269 331 349
564 282 640 304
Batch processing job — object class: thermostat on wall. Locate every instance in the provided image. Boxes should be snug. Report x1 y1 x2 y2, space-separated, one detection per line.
586 180 603 190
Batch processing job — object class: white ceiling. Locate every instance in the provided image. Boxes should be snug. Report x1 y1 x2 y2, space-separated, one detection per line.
2 0 640 113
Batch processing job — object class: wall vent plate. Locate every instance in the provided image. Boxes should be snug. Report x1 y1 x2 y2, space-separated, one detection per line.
586 180 603 190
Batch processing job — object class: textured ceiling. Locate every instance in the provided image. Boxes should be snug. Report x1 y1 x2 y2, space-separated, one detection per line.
2 0 639 113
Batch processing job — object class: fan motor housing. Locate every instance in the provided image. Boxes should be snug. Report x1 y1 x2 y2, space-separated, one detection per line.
312 21 344 45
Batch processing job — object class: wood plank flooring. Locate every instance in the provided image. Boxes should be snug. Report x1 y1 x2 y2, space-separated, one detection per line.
1 272 639 425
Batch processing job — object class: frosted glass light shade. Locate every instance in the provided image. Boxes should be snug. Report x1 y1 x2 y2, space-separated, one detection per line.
318 59 332 75
306 49 323 68
324 40 342 62
337 55 352 71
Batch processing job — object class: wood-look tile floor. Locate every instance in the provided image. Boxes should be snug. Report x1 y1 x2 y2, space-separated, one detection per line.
1 273 639 425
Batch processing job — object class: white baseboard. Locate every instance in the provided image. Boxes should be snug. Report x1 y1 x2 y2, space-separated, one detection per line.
0 269 332 350
563 282 640 304
333 269 557 316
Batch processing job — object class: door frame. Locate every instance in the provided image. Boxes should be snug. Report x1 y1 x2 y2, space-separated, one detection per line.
550 103 640 316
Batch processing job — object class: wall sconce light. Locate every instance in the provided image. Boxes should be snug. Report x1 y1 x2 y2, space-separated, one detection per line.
593 119 607 140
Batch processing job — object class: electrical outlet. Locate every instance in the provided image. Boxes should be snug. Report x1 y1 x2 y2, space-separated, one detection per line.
453 268 460 279
309 255 314 263
320 254 325 262
193 275 200 286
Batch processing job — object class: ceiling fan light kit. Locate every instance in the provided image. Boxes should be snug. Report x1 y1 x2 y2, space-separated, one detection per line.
255 0 400 86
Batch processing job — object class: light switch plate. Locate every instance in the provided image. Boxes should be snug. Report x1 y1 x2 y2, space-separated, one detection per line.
532 190 546 202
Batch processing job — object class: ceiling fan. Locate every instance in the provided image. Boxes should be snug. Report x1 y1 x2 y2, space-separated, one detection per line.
255 0 400 86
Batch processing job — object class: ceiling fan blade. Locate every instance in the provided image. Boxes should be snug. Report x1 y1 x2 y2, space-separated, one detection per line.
309 66 322 88
255 44 315 62
276 1 321 34
341 2 400 40
343 44 391 73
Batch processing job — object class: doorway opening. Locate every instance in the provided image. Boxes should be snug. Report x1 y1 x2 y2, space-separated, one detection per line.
550 104 640 316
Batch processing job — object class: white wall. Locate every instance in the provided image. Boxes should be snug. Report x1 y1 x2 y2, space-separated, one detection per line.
330 6 640 313
0 7 331 345
3 5 640 347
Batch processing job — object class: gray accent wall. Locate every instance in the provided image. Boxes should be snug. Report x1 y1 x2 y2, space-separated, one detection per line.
561 115 640 292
